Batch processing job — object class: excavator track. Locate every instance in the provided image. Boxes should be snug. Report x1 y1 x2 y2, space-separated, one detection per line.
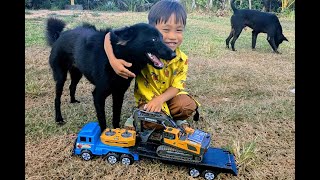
156 145 202 163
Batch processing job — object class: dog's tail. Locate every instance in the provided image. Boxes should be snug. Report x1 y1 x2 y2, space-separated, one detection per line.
45 18 66 46
230 0 238 13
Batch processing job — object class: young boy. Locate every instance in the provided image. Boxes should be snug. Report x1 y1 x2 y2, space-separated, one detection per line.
104 0 200 130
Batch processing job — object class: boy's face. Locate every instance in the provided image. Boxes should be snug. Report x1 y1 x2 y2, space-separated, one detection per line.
155 14 184 51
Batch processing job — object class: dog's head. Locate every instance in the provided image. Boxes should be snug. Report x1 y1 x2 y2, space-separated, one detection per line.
110 23 176 70
275 31 289 48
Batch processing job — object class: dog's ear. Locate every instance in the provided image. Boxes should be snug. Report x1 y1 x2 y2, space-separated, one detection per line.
112 26 135 46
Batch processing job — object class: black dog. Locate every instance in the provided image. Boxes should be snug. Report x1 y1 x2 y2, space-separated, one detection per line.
226 0 288 53
45 18 175 131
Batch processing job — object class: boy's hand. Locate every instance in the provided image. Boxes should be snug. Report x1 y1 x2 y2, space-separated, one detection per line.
104 32 136 79
144 96 163 112
110 59 136 79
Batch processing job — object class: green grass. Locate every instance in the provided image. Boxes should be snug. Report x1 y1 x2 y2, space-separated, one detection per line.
25 10 295 180
25 12 294 58
25 19 47 47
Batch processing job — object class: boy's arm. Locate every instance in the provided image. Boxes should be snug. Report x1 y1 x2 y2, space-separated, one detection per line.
145 59 189 112
104 32 136 79
144 87 179 112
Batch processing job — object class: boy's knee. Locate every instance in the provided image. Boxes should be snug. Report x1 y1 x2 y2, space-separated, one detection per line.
168 94 197 120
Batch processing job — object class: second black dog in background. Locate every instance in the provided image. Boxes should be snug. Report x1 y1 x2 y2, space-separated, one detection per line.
226 0 288 53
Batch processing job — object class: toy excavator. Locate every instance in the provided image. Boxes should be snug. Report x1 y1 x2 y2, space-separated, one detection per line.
100 108 211 163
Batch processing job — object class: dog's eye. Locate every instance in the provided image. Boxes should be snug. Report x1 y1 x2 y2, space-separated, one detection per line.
152 38 157 42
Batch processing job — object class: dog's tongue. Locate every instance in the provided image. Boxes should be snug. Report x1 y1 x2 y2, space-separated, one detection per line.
147 53 163 68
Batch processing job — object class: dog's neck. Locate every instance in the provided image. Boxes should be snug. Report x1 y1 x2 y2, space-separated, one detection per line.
109 31 147 76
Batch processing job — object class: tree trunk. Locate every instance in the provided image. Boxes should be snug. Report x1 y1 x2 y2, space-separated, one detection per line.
248 0 252 9
222 0 227 10
208 0 213 10
192 0 196 10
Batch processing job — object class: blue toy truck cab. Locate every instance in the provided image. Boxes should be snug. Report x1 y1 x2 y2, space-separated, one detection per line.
74 122 100 157
73 122 139 165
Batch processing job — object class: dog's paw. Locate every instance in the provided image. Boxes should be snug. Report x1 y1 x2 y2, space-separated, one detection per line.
56 120 66 126
274 50 281 54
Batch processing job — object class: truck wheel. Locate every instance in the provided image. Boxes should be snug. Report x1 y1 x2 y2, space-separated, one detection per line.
189 168 200 178
81 150 92 161
202 170 216 180
120 154 134 165
106 152 119 165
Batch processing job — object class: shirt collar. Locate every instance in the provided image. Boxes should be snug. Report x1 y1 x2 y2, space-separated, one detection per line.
161 47 187 65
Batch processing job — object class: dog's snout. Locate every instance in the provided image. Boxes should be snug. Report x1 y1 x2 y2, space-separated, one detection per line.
171 52 176 58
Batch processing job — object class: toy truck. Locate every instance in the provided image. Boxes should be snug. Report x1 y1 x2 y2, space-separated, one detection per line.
73 122 139 165
73 109 238 180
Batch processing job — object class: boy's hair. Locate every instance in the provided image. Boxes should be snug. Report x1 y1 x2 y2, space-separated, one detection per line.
148 0 187 26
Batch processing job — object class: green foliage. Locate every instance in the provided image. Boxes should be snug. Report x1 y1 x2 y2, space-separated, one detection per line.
50 0 69 10
25 0 70 10
35 0 51 9
93 1 120 11
126 0 150 12
236 0 264 10
24 0 291 15
281 9 295 19
76 0 152 11
196 0 207 9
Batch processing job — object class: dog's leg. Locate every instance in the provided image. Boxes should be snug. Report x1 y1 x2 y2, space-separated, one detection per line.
53 69 68 125
267 36 280 53
252 31 259 50
226 28 234 48
231 28 243 51
69 66 83 103
111 89 127 128
92 86 111 131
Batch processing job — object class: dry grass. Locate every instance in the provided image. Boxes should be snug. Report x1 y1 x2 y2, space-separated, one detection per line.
25 10 295 180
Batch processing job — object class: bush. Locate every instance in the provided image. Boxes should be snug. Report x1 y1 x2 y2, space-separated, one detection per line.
25 0 71 10
236 0 264 10
93 1 120 11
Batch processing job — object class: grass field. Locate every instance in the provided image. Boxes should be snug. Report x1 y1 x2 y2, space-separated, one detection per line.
25 10 295 180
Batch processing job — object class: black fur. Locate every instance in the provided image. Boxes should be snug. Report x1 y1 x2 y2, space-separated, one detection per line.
226 0 288 53
45 18 176 131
